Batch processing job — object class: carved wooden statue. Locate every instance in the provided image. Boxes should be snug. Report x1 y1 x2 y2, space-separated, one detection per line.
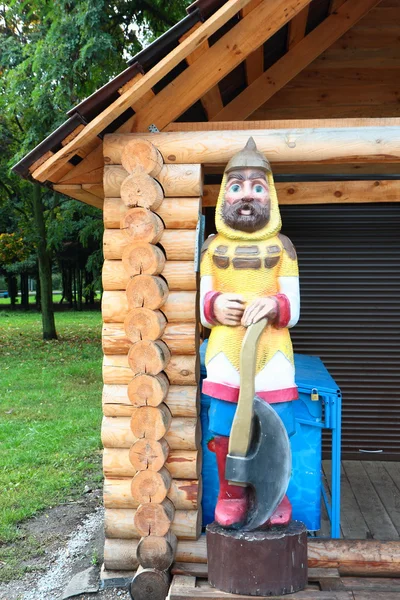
201 138 307 595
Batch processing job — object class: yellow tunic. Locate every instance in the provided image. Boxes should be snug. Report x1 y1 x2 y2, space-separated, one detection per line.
201 233 298 373
201 171 298 375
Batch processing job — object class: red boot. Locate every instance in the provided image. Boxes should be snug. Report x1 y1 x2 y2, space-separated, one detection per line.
212 435 248 527
268 495 292 527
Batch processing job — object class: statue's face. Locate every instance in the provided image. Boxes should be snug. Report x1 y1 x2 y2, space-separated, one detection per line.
222 168 270 233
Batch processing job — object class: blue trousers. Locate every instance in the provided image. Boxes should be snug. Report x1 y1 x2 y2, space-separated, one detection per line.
208 397 296 438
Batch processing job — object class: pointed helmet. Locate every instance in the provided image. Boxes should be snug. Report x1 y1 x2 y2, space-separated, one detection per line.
215 137 281 241
225 136 271 174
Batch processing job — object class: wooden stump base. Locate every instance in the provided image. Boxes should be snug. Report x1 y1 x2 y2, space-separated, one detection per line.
206 521 308 596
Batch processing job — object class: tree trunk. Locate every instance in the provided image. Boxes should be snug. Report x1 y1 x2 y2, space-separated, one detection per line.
20 273 29 310
32 184 57 340
6 274 18 309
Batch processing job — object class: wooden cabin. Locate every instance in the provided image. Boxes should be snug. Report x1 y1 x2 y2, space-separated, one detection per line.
14 0 400 596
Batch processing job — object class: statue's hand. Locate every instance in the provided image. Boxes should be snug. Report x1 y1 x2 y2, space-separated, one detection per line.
214 293 245 326
241 297 278 327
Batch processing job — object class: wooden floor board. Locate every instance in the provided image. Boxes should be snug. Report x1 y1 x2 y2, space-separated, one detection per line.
332 462 369 539
343 461 399 540
322 461 344 538
383 461 400 493
362 461 400 536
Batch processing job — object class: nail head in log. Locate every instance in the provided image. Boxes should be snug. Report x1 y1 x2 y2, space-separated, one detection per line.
103 447 201 480
128 373 169 407
126 275 168 311
122 241 165 276
120 207 164 243
165 355 197 386
130 403 172 440
104 197 200 229
127 339 171 376
102 290 196 323
120 167 164 210
136 532 177 571
134 498 175 537
102 416 199 450
120 139 163 177
124 309 167 344
131 467 172 504
129 438 170 473
129 566 170 600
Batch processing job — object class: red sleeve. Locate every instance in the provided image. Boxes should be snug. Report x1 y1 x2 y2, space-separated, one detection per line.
273 293 291 328
203 291 221 325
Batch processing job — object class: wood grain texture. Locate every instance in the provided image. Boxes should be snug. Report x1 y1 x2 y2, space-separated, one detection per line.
102 260 196 292
101 415 199 450
102 290 196 323
130 403 172 440
104 126 400 166
113 374 180 413
103 447 201 479
120 138 163 176
120 207 164 242
213 0 383 121
104 164 202 197
103 475 200 509
103 228 196 260
102 322 196 356
105 197 200 229
105 505 201 539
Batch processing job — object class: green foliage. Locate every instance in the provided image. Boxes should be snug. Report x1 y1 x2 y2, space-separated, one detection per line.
0 233 29 264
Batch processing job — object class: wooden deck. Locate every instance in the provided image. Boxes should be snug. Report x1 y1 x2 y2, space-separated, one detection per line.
322 460 400 540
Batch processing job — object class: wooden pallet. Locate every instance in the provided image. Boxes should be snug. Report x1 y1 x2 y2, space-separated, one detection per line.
168 567 400 600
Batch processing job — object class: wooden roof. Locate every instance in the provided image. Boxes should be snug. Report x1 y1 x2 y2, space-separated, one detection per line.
13 0 400 208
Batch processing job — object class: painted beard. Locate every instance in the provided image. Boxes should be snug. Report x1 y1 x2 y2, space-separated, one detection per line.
221 199 270 233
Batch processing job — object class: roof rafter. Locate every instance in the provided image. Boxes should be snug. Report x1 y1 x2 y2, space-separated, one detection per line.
130 0 313 133
287 5 309 50
31 0 255 183
240 0 264 85
211 0 383 122
179 23 223 120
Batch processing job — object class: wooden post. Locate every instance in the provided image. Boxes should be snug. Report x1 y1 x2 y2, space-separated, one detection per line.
101 136 202 588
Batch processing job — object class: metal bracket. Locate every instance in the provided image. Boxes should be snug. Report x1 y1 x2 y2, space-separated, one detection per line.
148 124 160 133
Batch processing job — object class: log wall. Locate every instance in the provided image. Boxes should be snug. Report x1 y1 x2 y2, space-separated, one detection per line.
101 138 202 580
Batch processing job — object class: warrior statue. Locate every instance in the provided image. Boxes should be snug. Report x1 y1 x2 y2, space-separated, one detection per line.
200 137 300 529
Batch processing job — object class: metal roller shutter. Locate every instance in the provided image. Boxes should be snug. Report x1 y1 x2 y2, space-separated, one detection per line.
280 203 400 461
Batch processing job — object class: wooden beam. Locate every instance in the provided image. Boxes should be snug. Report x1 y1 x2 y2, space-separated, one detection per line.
287 5 309 49
53 184 103 209
30 0 255 183
103 127 400 166
179 24 223 120
165 117 400 131
131 0 313 133
118 73 156 112
211 0 383 122
240 0 264 85
202 180 400 207
329 0 347 13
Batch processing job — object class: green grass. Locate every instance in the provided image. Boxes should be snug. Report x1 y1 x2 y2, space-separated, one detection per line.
0 293 99 305
0 310 103 546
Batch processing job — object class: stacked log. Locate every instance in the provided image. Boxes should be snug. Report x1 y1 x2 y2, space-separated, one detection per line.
101 138 202 597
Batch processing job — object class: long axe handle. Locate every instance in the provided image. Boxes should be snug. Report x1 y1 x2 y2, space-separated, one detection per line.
228 317 268 459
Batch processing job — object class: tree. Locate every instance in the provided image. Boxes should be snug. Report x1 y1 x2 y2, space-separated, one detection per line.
0 0 189 337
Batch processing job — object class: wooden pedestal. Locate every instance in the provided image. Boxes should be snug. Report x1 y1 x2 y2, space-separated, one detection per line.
206 521 308 596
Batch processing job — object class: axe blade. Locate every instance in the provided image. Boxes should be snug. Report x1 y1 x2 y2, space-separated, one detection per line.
225 396 292 531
